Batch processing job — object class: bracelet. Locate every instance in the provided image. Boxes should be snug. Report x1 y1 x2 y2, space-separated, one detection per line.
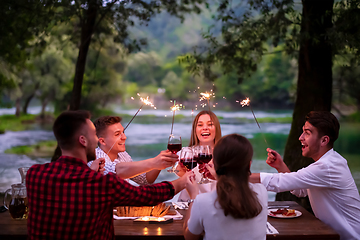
187 199 195 204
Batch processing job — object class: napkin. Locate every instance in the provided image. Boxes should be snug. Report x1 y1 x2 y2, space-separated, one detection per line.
113 210 183 220
172 202 189 210
266 222 279 235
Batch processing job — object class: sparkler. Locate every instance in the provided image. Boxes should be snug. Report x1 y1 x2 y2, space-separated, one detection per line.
106 96 155 155
106 95 155 155
170 100 182 136
237 97 268 146
199 91 215 111
123 96 156 132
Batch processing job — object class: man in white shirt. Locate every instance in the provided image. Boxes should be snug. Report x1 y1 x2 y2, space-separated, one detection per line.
250 111 360 240
88 116 178 185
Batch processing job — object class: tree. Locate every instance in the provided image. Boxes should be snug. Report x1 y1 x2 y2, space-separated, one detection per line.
0 0 60 114
49 0 206 161
180 0 360 209
48 0 205 111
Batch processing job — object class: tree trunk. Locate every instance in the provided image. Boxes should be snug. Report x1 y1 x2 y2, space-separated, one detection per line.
276 0 334 212
15 97 21 117
69 0 98 111
53 0 98 162
22 93 35 114
40 97 49 119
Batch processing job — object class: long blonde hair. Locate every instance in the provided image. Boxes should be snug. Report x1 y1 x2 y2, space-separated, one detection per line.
188 110 222 147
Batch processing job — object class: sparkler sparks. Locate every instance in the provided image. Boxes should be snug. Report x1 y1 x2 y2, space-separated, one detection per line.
199 91 215 110
199 92 211 101
107 95 156 155
170 100 183 135
140 96 156 109
171 104 182 112
238 97 250 107
123 94 156 132
237 97 268 147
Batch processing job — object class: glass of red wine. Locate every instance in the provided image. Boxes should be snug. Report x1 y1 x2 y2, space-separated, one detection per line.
179 147 197 171
194 145 212 184
167 134 182 172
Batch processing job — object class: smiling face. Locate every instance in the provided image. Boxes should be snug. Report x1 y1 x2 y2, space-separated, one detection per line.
196 114 216 146
299 121 323 161
99 122 127 159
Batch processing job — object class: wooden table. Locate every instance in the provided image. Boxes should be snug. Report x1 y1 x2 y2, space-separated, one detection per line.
0 201 340 240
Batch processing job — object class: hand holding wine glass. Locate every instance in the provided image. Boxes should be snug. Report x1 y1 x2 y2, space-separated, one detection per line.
194 145 213 184
167 134 182 172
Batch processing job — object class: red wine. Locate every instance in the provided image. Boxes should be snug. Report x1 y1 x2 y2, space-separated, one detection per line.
180 158 197 170
167 143 182 153
197 154 212 164
9 197 28 220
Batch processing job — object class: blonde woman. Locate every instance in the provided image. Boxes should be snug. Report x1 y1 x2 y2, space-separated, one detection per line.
176 110 222 201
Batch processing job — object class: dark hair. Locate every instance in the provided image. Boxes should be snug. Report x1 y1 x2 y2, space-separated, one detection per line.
305 111 340 146
93 116 122 137
189 110 222 147
213 134 262 219
53 110 91 150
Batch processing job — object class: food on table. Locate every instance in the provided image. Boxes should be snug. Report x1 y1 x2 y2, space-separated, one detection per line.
270 208 296 216
151 203 171 217
115 203 172 217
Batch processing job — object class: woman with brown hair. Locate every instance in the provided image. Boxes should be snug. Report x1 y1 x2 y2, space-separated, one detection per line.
176 110 222 201
183 134 268 240
188 110 222 148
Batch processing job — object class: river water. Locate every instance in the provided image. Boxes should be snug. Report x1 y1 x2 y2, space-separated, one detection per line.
1 107 359 201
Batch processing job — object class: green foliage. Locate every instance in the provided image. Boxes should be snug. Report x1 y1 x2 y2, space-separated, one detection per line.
0 114 37 132
342 112 360 122
0 0 57 65
1 0 359 114
5 145 33 155
5 140 57 157
333 57 360 110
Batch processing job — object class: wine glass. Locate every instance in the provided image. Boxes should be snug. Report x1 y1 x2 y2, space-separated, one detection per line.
179 147 197 171
194 145 212 184
167 134 182 172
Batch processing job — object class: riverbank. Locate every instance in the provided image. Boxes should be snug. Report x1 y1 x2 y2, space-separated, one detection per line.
0 114 54 133
4 140 57 157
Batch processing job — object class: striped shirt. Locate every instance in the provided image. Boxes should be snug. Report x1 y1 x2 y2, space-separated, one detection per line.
87 147 148 185
26 156 174 240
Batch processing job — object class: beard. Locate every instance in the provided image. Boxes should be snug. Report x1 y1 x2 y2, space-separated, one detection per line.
86 148 97 163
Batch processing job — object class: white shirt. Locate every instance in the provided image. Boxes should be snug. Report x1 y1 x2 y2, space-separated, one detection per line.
87 147 149 185
260 149 360 240
188 183 268 240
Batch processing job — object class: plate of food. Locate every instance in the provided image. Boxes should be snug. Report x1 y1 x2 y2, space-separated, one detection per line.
268 208 302 218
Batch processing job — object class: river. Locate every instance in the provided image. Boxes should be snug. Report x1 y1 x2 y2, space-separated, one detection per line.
1 107 359 201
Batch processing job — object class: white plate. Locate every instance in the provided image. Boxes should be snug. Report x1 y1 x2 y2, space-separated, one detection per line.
268 209 302 218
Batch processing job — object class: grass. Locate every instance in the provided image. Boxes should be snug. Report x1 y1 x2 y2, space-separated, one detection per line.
0 113 56 133
4 140 57 157
0 114 38 132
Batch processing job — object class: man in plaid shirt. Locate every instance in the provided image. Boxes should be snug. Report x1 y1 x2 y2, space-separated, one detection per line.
26 110 194 240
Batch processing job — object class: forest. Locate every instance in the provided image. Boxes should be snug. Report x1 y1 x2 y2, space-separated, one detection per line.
1 0 360 207
1 0 358 117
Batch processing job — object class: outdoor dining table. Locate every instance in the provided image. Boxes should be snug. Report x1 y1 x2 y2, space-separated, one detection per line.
0 201 340 239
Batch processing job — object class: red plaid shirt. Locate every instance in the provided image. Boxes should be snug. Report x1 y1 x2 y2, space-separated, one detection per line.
26 156 175 240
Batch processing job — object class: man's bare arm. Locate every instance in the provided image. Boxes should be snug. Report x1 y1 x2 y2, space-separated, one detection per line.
115 150 178 179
